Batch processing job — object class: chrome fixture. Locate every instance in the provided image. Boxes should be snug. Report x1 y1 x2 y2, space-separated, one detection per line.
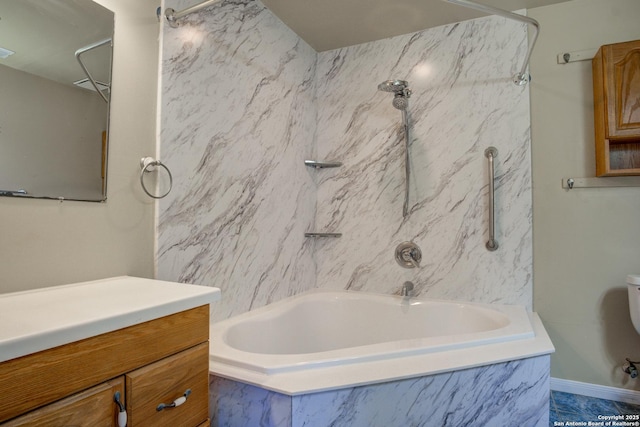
401 281 414 297
484 147 498 251
304 232 342 238
378 80 412 218
75 38 112 103
164 0 223 28
623 358 639 379
395 241 421 269
304 160 343 169
562 176 640 190
0 189 27 196
443 0 540 86
377 80 412 110
140 157 173 199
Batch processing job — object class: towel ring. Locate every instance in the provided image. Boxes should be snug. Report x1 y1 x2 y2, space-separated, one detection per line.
140 157 173 199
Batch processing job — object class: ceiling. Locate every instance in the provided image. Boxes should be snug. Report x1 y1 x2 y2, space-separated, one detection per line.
260 0 572 51
0 0 113 87
0 0 573 86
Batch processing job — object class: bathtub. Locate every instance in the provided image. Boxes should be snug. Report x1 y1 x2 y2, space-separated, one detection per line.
209 290 554 396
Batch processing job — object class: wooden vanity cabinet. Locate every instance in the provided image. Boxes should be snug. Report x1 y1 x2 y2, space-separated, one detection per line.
126 343 209 427
2 378 125 427
0 305 210 426
593 39 640 176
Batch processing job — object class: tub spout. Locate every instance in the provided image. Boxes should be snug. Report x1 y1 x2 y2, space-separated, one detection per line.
401 281 414 297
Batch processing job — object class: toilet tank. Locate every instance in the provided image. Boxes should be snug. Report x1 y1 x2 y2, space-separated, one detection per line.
627 275 640 335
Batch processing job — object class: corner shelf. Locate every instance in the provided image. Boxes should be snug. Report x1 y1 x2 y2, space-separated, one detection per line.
304 160 342 237
304 160 342 169
304 233 342 238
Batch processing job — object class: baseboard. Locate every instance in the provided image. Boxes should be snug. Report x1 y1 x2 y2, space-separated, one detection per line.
551 377 640 405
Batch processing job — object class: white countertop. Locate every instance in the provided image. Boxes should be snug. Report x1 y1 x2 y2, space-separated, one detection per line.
0 276 221 363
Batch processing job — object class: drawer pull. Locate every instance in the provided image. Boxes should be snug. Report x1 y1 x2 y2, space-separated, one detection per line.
156 389 191 412
114 391 127 427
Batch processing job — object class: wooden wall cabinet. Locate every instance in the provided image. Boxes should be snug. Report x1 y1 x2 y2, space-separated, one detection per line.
0 306 210 427
593 39 640 176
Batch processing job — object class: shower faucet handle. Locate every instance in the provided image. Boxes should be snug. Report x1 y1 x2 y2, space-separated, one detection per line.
395 242 422 269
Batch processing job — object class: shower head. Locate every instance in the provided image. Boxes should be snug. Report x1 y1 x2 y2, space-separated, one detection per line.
378 80 411 110
392 94 409 110
378 80 409 94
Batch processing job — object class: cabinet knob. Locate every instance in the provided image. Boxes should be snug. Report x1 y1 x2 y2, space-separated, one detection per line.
156 389 191 412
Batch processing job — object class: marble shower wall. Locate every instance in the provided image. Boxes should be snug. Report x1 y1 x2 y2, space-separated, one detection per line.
159 0 533 319
158 0 318 320
314 17 532 307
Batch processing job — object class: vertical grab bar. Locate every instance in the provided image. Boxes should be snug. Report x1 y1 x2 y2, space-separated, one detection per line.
484 147 499 251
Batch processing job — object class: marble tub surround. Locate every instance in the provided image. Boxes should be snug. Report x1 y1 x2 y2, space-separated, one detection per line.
159 0 318 321
210 355 551 427
314 16 533 308
158 0 533 319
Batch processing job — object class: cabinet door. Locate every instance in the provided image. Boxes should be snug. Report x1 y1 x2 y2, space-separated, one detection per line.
3 377 124 427
126 343 209 427
603 40 640 139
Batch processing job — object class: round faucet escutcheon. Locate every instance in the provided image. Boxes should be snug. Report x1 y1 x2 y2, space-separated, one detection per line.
395 241 422 269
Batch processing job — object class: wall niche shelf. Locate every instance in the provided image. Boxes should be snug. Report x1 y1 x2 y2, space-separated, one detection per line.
304 160 342 169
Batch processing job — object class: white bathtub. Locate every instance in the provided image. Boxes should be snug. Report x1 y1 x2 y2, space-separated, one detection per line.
209 290 554 395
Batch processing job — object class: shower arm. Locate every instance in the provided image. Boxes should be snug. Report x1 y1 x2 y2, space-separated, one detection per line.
443 0 540 85
164 0 223 27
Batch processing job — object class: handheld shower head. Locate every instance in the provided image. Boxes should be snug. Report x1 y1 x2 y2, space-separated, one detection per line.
377 80 412 218
378 79 411 110
392 94 409 110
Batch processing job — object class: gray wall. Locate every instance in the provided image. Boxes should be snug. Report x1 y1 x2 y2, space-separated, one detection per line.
530 0 640 390
0 0 159 293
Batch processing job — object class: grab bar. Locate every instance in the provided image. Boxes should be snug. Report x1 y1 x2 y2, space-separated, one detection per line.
484 147 498 251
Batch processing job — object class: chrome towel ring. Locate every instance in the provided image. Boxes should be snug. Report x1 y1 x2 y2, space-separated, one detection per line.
140 157 173 199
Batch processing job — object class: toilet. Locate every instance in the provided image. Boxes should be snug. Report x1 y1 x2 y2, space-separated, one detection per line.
627 275 640 335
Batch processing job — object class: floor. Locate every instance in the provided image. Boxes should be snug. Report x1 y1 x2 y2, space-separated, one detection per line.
550 391 640 426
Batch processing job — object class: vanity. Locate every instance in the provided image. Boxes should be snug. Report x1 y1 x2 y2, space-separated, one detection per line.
0 276 220 426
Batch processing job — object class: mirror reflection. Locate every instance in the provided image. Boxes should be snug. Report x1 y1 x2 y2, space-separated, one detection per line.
0 0 114 201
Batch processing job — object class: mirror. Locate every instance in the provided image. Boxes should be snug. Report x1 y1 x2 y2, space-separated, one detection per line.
0 0 114 202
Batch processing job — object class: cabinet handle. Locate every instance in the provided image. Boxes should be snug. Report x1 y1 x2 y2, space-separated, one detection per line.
156 389 191 411
114 391 127 427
